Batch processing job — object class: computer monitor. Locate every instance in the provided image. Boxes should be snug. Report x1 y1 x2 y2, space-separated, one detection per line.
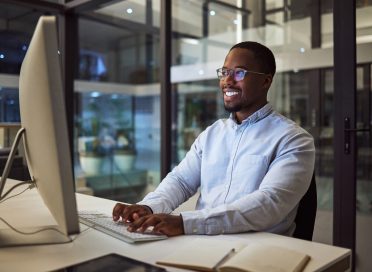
0 16 80 247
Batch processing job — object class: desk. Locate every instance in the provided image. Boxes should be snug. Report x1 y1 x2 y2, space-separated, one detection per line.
0 181 351 272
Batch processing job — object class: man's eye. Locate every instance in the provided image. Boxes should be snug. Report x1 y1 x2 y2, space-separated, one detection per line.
222 70 229 76
235 70 245 77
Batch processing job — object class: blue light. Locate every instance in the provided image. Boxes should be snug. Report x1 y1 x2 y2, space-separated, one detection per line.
22 45 27 51
90 91 101 98
97 57 107 76
0 54 5 59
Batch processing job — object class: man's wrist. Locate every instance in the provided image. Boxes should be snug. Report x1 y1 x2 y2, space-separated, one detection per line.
143 205 153 214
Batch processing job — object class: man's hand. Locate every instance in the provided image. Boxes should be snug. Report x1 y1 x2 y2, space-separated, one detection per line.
112 203 152 223
128 214 184 237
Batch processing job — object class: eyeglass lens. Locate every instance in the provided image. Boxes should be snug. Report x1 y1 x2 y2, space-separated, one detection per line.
234 69 246 81
218 68 246 81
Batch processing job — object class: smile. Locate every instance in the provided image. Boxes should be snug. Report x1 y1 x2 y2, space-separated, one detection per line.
225 91 239 97
223 87 240 97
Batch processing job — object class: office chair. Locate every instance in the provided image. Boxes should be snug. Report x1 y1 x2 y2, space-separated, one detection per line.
293 173 317 241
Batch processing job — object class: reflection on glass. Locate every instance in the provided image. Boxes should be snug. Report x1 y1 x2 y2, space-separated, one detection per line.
0 88 20 123
75 0 161 202
175 82 221 163
94 0 159 25
0 4 43 74
356 65 372 214
76 93 135 175
317 69 334 212
75 90 161 202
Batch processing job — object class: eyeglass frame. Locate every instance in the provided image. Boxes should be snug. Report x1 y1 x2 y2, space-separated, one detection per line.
216 67 268 81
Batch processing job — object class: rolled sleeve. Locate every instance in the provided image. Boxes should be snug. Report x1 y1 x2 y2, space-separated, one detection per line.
181 210 226 235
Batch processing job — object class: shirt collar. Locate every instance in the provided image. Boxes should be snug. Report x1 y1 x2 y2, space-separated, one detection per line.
228 103 273 126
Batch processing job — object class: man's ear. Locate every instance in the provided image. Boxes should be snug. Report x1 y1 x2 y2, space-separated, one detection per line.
262 74 273 90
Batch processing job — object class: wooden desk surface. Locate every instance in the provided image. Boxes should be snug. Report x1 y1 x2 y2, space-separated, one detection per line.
0 181 351 272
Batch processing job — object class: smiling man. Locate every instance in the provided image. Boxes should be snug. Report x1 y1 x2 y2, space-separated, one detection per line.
113 41 315 237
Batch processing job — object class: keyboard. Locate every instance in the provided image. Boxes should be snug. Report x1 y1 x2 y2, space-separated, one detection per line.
78 210 168 244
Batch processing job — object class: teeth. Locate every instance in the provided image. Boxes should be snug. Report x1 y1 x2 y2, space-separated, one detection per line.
225 91 239 97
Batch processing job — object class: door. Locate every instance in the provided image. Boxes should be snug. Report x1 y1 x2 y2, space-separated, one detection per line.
334 1 372 271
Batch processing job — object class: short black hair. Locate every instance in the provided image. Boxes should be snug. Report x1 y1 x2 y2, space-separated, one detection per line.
230 41 276 77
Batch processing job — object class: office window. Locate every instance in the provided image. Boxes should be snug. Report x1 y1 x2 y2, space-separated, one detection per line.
74 0 161 202
171 0 336 245
356 3 372 269
0 3 54 181
0 88 20 123
0 4 44 75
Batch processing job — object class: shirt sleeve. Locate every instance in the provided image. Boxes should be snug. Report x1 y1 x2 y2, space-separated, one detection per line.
181 131 315 235
137 133 204 213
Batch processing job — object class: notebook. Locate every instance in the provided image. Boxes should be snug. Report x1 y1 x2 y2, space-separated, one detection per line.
156 238 310 272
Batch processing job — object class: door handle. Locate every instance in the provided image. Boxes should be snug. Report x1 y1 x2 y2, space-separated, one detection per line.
344 117 371 154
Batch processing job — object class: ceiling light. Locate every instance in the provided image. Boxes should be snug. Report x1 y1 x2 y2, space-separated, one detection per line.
300 47 305 53
209 10 216 16
126 8 133 14
198 69 204 75
90 91 101 98
233 19 238 25
181 38 199 45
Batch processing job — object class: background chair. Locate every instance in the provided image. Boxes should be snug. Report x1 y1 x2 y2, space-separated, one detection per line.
293 173 317 241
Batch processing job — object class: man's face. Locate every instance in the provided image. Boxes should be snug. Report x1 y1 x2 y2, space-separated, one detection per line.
219 48 272 121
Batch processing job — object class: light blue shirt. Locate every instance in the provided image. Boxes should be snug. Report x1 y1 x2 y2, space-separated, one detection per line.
138 103 315 236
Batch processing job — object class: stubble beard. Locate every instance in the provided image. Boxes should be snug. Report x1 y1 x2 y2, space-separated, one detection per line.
224 102 242 113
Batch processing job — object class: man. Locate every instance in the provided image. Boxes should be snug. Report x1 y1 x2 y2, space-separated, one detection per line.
113 41 315 237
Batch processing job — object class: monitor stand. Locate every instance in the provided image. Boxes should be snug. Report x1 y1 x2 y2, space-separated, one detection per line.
0 128 29 197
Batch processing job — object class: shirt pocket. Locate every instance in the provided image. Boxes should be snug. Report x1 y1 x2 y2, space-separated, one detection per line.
233 154 269 193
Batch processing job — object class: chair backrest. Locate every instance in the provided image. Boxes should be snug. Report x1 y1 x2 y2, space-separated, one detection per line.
293 173 317 241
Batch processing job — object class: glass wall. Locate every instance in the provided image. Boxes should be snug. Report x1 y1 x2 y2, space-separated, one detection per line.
170 1 372 270
74 0 161 202
171 0 336 243
0 3 54 181
356 1 372 270
0 4 45 75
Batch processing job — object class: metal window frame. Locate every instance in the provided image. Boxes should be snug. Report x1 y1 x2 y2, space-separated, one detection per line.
333 1 356 270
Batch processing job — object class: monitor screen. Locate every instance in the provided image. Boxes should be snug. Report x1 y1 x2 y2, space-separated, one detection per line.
0 15 79 246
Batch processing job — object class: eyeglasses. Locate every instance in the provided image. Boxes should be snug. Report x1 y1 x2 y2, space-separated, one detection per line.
216 68 267 81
